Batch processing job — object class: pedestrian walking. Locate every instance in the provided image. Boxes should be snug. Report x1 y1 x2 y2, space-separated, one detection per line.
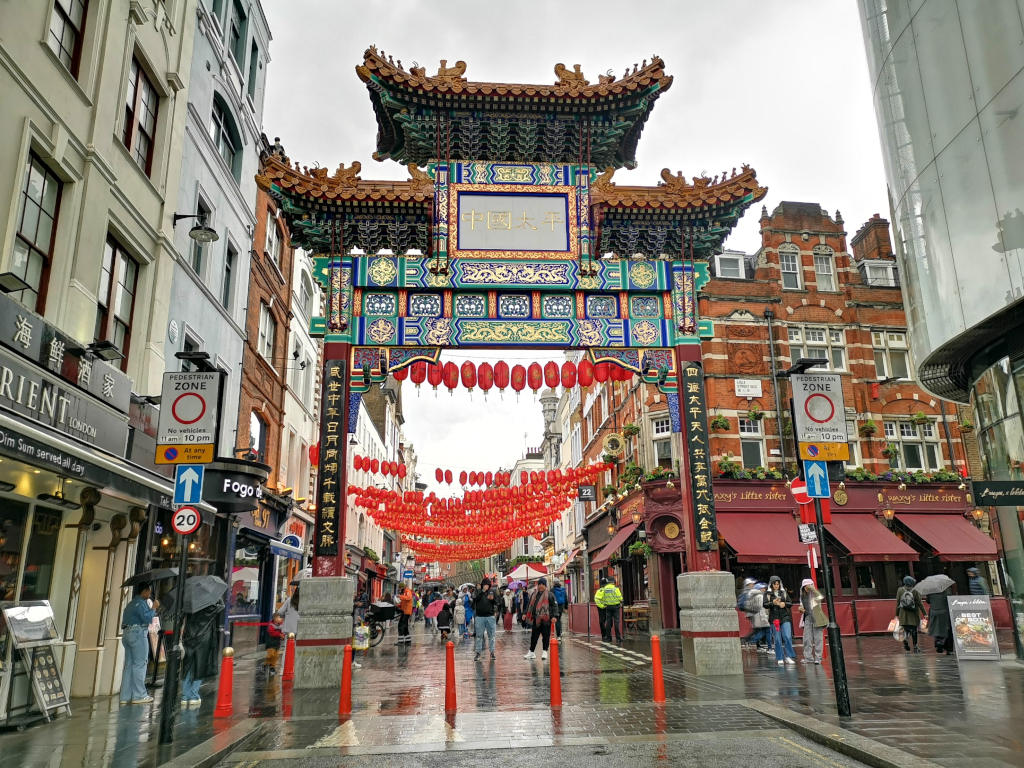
926 586 954 654
764 576 797 665
396 584 413 644
502 588 515 632
120 582 158 705
455 596 467 638
523 578 558 660
594 577 623 642
146 596 163 688
436 600 453 642
552 580 568 638
280 587 300 639
463 587 475 639
738 578 758 645
750 583 772 652
180 598 223 708
797 578 827 664
472 577 498 660
967 567 988 595
896 575 926 653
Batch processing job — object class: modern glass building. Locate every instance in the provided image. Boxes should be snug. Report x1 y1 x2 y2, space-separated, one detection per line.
858 0 1024 653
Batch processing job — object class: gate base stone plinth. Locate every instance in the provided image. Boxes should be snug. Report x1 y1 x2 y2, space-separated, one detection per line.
293 577 354 689
677 570 742 676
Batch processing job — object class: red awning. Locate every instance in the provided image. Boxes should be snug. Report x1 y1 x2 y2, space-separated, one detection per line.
825 514 918 562
589 523 637 569
897 513 998 562
717 513 808 564
551 548 579 576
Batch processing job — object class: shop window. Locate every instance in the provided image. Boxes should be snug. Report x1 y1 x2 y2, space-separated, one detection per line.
813 246 836 291
48 0 87 76
883 420 944 471
855 565 878 596
788 325 845 370
230 543 261 616
872 330 911 380
739 418 764 468
123 57 159 175
249 411 267 462
95 235 138 371
779 245 801 289
12 152 62 313
0 501 30 601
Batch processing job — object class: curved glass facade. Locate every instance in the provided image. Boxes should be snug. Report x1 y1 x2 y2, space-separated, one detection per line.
859 1 1024 400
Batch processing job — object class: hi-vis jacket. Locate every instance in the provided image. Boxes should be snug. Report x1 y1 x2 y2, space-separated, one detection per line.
594 583 623 609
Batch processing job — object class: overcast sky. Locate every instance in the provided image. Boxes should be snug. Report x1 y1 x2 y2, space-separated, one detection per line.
261 0 888 491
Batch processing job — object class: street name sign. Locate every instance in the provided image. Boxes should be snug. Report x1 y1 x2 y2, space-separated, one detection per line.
173 464 205 505
803 460 830 498
156 372 221 464
792 373 848 447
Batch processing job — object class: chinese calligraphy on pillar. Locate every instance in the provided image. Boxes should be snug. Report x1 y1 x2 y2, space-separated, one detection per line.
314 359 346 556
682 361 717 551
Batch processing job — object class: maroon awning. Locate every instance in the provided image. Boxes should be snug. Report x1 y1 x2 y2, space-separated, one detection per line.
589 523 637 569
825 514 918 562
897 513 998 562
716 513 808 564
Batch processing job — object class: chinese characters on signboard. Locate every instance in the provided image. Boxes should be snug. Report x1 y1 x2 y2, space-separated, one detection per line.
314 359 346 557
454 191 571 253
682 362 717 551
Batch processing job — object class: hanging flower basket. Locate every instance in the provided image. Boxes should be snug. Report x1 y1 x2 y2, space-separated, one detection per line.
881 443 900 461
710 415 730 432
622 423 641 438
858 419 878 438
959 420 974 434
746 406 764 421
910 411 932 426
628 541 653 559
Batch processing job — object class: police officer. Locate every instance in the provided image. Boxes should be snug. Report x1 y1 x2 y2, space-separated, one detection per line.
594 577 623 642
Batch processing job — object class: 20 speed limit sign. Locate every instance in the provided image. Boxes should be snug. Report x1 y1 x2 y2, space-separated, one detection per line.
171 505 202 536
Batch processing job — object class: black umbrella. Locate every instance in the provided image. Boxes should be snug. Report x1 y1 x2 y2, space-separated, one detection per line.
122 568 178 588
182 575 228 614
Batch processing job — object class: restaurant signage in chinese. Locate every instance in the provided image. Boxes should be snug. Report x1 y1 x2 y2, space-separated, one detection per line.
947 595 1000 661
682 361 716 550
314 359 345 557
449 186 578 259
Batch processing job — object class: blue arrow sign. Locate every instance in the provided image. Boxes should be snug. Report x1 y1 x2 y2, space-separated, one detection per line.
174 464 205 505
403 570 414 579
803 460 830 498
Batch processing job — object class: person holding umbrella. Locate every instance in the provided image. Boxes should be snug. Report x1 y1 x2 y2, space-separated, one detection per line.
914 574 956 655
180 595 225 708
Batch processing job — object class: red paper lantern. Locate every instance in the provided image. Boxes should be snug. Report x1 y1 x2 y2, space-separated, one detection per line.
428 362 444 390
381 462 391 476
460 470 468 486
560 361 577 389
370 458 380 474
494 361 510 391
443 362 459 393
478 362 494 393
485 471 493 486
435 468 444 483
444 469 453 484
511 364 526 393
527 363 543 393
521 471 528 485
470 471 478 486
411 361 427 387
398 464 407 479
594 362 611 383
392 366 409 381
460 361 477 390
390 461 399 476
544 361 559 389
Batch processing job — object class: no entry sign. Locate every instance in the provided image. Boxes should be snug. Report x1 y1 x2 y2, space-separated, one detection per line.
789 479 811 505
156 372 222 464
171 505 202 536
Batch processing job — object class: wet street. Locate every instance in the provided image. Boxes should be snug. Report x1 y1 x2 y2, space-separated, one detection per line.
1 622 1022 767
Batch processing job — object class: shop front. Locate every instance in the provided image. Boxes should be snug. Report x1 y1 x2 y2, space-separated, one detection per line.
713 479 1008 636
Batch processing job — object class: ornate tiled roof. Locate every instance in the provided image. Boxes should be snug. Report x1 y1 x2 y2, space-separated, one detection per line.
356 46 673 99
256 154 434 204
591 166 768 210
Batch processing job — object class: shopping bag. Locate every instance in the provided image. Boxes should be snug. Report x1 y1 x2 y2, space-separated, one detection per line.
892 625 905 642
886 617 899 633
353 624 369 651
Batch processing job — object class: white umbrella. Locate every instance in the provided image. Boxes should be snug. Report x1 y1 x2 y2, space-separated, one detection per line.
914 574 955 596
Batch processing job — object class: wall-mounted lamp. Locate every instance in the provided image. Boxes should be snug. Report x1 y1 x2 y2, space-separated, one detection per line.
882 508 896 527
173 213 219 243
631 509 643 526
969 508 985 528
0 272 31 294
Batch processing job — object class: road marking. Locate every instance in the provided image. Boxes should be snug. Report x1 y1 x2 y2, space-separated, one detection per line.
571 638 645 665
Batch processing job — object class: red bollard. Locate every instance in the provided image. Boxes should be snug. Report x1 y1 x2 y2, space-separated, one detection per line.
651 634 666 704
338 644 353 718
549 625 562 708
281 632 296 682
444 641 456 713
213 646 234 718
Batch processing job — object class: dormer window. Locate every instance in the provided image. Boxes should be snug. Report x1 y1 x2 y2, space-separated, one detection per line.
715 252 745 279
863 261 898 287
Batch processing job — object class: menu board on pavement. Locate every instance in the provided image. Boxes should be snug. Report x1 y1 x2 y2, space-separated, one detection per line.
947 595 1000 661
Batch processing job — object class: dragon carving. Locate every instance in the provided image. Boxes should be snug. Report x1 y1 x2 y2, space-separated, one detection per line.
554 63 589 86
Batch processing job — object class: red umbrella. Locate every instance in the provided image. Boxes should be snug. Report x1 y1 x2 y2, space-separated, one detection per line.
424 599 448 620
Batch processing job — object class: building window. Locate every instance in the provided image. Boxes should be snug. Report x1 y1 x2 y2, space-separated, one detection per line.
813 247 836 291
48 0 87 76
788 326 845 370
123 57 159 175
846 419 860 468
258 302 276 364
739 418 765 468
873 331 911 380
715 253 744 279
222 242 236 307
265 212 280 265
863 262 898 287
12 153 62 312
95 236 138 369
209 97 239 178
180 337 197 372
652 418 672 469
228 0 246 66
249 411 267 462
247 40 259 100
299 272 314 318
190 198 210 275
779 245 800 289
883 421 943 471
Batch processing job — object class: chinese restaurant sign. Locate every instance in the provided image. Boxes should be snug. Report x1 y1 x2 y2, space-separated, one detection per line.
682 361 716 550
454 190 571 254
947 595 1000 661
314 359 345 557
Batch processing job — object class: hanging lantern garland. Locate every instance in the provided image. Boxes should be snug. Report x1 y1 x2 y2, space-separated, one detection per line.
400 358 633 396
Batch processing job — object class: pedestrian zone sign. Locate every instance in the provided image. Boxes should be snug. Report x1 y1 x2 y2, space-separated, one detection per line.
156 371 221 464
792 373 848 445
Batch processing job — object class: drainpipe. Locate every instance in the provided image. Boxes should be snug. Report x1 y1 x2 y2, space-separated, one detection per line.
938 400 956 471
764 308 788 475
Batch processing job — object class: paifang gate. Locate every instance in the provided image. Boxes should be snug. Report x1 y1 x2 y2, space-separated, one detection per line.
258 49 766 673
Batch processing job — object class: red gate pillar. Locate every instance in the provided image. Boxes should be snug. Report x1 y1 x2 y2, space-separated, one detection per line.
313 341 352 577
674 344 718 573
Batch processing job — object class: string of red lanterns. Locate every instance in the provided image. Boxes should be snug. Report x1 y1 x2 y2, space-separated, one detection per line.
395 359 635 396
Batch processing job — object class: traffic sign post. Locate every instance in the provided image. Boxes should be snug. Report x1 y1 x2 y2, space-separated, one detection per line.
813 495 851 716
155 372 223 464
159 507 194 744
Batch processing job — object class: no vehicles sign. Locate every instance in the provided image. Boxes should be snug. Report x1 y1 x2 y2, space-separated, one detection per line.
155 372 222 464
792 373 848 444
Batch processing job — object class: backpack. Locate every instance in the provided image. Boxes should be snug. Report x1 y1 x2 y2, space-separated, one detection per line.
899 588 917 610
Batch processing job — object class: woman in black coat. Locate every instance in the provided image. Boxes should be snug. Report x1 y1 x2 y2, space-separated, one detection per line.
180 600 224 707
926 587 953 654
